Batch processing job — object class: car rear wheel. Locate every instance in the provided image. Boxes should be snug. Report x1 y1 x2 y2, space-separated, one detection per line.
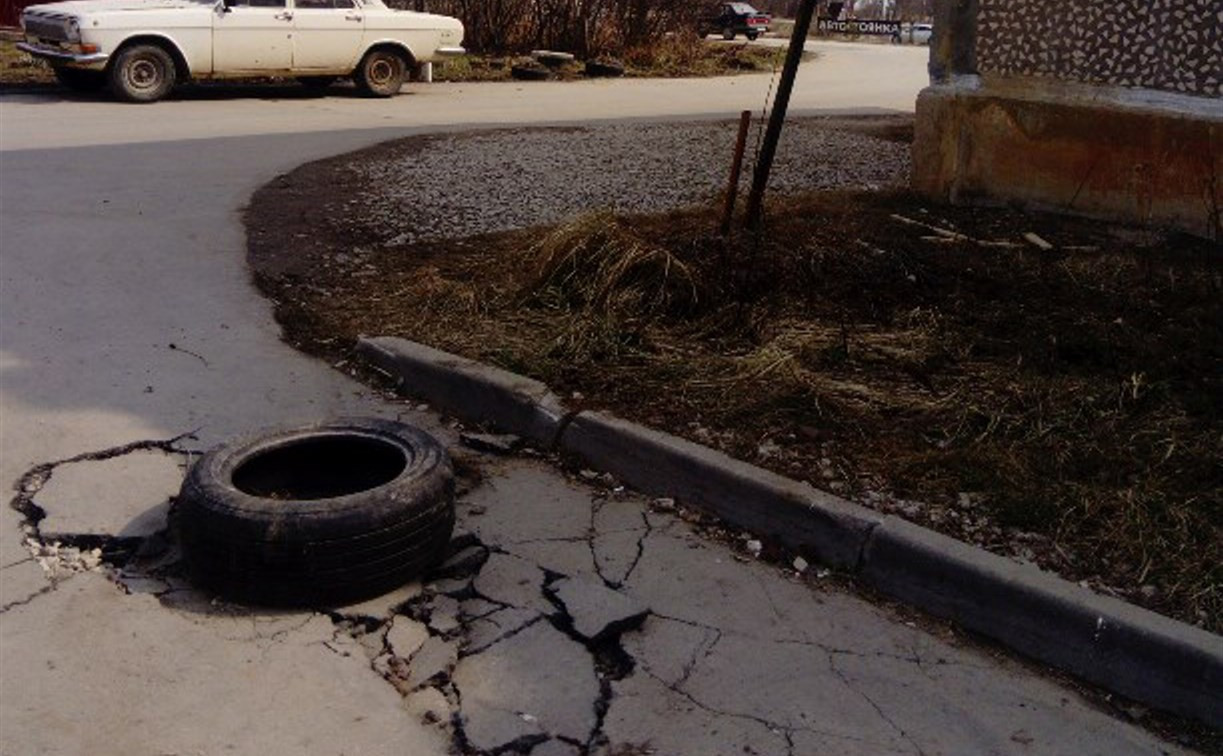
722 29 736 40
54 67 106 92
746 31 760 41
109 44 176 103
354 48 407 97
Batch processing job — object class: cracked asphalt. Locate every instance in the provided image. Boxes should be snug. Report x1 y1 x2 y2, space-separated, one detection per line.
0 43 1200 755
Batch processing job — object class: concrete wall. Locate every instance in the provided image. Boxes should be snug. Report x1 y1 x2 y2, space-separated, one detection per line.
914 0 1223 239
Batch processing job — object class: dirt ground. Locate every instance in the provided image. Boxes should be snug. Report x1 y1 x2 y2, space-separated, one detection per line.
247 119 1221 635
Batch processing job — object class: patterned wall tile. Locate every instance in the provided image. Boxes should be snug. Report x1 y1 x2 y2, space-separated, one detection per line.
976 0 1222 98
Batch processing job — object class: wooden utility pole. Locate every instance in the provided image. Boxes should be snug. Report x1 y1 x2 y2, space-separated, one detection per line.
744 0 820 231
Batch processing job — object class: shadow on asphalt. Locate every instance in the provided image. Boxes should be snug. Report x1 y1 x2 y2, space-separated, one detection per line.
0 81 384 102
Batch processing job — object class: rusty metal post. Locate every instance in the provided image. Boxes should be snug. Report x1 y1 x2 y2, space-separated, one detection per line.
720 110 753 236
745 0 819 231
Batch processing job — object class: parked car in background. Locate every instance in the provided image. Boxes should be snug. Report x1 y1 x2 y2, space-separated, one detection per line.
18 0 464 102
908 22 933 45
700 2 771 41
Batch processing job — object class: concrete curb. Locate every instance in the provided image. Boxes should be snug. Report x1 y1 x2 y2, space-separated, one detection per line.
355 336 568 448
357 337 1223 728
559 410 880 572
862 516 1222 727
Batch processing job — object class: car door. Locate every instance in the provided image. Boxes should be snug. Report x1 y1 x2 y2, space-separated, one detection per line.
291 0 365 71
213 0 293 72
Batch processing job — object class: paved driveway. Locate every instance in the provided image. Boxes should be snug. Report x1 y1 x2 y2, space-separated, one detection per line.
0 47 1190 755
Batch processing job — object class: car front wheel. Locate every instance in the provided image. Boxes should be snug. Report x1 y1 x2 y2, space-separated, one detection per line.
109 44 176 103
354 49 407 97
722 29 736 40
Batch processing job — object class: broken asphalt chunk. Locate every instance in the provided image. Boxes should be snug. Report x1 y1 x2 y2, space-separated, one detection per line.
547 575 649 643
472 553 552 614
405 635 458 690
460 431 524 455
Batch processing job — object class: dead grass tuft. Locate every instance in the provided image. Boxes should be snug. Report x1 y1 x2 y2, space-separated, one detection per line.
512 212 700 363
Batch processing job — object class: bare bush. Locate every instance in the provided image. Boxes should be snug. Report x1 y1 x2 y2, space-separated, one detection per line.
404 0 701 56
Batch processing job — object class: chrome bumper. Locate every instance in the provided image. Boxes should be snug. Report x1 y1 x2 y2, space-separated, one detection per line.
435 46 466 57
17 41 109 66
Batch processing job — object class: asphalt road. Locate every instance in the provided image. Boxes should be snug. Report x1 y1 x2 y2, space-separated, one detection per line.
0 43 1196 755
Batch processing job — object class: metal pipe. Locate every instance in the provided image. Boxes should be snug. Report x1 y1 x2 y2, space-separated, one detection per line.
720 110 753 236
744 0 819 231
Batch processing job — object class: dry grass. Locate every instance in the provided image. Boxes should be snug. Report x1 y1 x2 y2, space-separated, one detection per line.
622 34 793 77
250 179 1222 634
0 36 53 87
433 37 790 83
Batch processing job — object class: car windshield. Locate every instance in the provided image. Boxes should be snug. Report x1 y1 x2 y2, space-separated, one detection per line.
728 3 760 14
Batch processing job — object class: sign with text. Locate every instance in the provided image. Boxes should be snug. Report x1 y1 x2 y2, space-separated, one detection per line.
816 17 902 36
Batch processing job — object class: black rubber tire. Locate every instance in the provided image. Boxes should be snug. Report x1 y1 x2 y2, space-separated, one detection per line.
722 29 736 40
584 59 625 78
354 48 407 97
176 418 455 606
511 64 550 81
53 66 106 92
109 43 176 103
297 75 338 90
746 31 760 41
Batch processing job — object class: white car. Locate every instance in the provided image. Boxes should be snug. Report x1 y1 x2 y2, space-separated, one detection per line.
18 0 464 102
908 22 932 45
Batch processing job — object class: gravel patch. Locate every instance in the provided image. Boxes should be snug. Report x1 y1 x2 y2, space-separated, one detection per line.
345 118 910 243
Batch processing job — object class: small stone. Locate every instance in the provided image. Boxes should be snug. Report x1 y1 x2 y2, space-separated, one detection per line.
650 497 676 512
793 557 809 574
757 439 781 459
460 432 524 455
745 540 763 558
578 469 601 482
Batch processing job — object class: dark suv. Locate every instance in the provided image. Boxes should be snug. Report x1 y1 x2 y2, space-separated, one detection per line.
700 2 771 41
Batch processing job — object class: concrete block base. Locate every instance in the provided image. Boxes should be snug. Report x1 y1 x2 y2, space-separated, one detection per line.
913 80 1223 239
